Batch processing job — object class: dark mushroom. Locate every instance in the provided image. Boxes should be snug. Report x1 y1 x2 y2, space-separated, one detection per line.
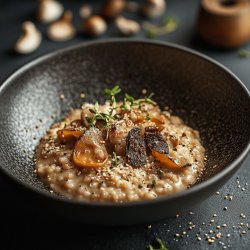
145 126 180 169
126 127 147 167
145 126 169 155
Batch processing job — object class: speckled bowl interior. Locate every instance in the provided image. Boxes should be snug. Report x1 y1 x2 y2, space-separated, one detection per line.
0 40 249 223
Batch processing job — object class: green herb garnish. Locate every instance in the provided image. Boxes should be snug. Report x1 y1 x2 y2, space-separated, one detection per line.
151 179 157 188
146 28 158 39
104 85 121 105
146 112 151 121
121 93 135 110
86 85 155 128
148 238 169 250
86 116 96 127
105 85 121 118
144 16 177 39
111 151 119 166
163 16 178 32
122 92 155 111
144 92 155 104
88 102 113 128
88 86 121 127
239 49 250 58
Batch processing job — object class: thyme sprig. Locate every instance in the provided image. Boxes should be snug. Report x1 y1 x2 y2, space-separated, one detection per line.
111 151 119 166
105 85 121 121
144 92 155 104
239 49 250 58
148 238 169 250
104 85 121 104
87 85 155 128
144 16 177 39
88 102 113 128
146 112 151 121
121 93 135 110
121 92 155 111
87 86 121 127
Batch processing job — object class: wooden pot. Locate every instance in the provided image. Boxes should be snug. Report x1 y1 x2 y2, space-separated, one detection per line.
197 0 250 48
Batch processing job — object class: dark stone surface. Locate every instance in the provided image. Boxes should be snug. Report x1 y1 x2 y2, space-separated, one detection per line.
0 0 249 249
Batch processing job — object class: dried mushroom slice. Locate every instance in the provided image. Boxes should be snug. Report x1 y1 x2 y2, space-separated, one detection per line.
57 129 83 142
152 150 180 170
57 120 84 142
145 126 169 155
126 127 147 167
145 127 181 170
73 127 108 168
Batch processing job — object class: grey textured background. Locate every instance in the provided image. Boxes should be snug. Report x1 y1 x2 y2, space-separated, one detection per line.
0 0 249 249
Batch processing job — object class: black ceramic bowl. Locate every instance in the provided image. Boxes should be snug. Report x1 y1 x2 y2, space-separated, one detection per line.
0 40 249 225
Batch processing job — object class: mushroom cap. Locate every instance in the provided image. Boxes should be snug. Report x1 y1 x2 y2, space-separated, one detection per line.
38 0 64 23
101 0 126 19
83 16 107 37
141 0 166 18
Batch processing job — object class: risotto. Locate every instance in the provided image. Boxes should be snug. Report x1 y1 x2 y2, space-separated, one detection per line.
35 86 205 202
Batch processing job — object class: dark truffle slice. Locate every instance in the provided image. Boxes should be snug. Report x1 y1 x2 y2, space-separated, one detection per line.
126 127 147 167
145 126 169 155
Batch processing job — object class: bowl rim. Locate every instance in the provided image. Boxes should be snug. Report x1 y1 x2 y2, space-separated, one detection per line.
0 38 249 207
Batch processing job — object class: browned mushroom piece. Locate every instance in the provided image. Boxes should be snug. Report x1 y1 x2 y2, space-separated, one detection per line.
57 129 83 142
73 127 108 168
57 120 83 141
125 127 147 167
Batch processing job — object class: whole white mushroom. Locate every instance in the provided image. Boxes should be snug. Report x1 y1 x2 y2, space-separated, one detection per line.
15 21 42 54
38 0 64 23
141 0 166 18
47 10 76 41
